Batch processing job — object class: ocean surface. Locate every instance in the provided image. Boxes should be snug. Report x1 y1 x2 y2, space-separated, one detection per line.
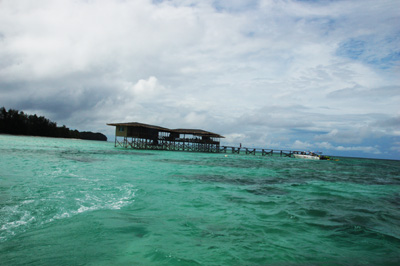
1 135 399 265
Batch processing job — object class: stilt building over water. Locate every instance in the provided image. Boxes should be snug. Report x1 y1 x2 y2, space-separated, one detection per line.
107 122 224 153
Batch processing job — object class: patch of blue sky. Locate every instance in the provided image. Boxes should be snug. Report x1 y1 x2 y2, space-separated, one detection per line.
243 31 256 38
291 128 328 136
361 137 400 160
337 39 366 60
212 0 259 13
366 52 400 69
151 0 198 8
294 0 342 4
336 36 400 69
305 17 337 36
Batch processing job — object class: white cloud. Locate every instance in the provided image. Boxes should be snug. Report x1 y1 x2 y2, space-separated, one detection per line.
315 141 381 155
292 140 313 150
128 76 166 101
223 133 246 144
390 142 400 153
0 0 399 159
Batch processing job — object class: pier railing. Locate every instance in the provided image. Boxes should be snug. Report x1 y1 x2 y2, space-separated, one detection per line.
115 136 220 153
115 136 293 156
220 146 293 157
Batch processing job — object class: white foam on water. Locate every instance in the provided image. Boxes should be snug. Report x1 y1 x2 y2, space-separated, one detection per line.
53 212 71 219
1 214 36 230
46 184 137 223
0 205 36 241
1 182 137 242
76 205 97 213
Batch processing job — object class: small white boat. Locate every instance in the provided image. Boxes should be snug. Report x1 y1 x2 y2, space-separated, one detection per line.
293 153 320 160
292 151 330 160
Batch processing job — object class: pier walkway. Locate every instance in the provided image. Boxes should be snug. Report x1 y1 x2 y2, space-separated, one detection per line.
220 146 293 157
108 122 296 157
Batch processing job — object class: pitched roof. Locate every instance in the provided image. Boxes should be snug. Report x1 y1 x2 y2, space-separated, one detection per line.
107 122 224 138
172 128 224 138
106 122 172 132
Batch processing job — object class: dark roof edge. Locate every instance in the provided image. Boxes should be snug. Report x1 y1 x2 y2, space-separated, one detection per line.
107 122 172 132
172 128 224 138
107 122 224 138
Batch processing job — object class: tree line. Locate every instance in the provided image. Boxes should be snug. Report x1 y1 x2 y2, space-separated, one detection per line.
0 107 107 141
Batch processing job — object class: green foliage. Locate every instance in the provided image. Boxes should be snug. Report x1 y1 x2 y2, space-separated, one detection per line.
1 107 80 139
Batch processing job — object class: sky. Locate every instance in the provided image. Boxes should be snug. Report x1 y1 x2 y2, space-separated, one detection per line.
0 0 399 160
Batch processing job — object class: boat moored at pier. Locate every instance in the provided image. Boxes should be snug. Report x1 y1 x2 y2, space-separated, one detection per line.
292 151 331 160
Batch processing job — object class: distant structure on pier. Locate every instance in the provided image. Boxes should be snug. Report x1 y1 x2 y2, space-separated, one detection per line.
107 122 224 153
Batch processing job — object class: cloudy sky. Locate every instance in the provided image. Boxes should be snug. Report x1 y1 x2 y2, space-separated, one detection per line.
1 0 399 159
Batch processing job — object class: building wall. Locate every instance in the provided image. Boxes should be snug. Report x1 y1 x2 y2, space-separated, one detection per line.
115 125 127 137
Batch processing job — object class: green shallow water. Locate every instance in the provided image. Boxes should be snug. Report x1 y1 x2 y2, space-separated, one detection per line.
1 135 400 265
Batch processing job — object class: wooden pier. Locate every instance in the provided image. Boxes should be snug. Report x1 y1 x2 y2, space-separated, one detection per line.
107 122 223 153
107 122 295 157
220 146 293 157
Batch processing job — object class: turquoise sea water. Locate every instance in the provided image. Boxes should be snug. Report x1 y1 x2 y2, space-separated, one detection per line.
1 135 399 265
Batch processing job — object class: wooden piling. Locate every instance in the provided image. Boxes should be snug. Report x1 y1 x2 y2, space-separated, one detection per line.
246 148 256 155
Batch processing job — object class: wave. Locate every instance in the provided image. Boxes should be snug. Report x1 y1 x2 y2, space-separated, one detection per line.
0 184 137 242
